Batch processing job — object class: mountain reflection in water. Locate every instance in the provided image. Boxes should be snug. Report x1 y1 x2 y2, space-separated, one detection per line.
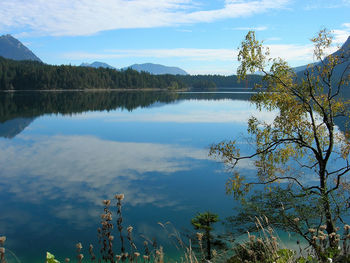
0 90 253 138
0 90 263 263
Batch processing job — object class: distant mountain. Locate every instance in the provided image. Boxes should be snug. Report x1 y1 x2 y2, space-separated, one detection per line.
293 63 316 73
327 36 350 87
0 34 41 62
124 63 188 75
80 61 116 70
295 36 350 74
286 37 350 96
333 36 350 58
295 36 350 133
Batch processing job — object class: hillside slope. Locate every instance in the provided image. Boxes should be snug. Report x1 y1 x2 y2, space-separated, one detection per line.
0 34 42 62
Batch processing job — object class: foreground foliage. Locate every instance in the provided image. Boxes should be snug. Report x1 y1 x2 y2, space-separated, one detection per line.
210 29 350 262
191 212 222 260
227 216 350 263
2 196 350 262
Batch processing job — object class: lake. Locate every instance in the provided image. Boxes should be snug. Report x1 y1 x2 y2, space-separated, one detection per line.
0 89 269 262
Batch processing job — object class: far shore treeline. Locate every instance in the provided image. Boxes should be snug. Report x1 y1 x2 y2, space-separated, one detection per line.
0 56 261 91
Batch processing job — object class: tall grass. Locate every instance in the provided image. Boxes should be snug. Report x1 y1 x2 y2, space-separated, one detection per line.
0 236 6 263
2 194 350 262
57 193 200 263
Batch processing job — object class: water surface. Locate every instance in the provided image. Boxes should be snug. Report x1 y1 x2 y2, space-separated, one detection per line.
0 90 264 262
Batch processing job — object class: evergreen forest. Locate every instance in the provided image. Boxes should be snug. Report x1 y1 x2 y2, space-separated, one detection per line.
0 56 261 91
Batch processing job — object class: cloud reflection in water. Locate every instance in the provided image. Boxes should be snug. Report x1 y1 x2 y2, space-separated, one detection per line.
0 97 266 261
0 134 208 207
68 99 277 124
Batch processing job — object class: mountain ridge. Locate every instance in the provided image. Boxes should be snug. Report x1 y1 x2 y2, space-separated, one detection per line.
293 36 350 73
294 36 350 133
0 35 190 75
124 63 188 75
80 61 116 69
0 34 42 62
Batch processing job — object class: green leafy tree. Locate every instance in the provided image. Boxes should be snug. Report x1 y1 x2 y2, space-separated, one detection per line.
191 212 220 260
210 29 350 261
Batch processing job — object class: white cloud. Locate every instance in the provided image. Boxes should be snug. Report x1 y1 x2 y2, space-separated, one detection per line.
0 0 290 36
333 23 350 44
232 26 268 31
63 44 316 68
62 48 239 75
268 24 349 66
61 27 347 72
63 43 317 63
304 0 350 9
266 44 314 62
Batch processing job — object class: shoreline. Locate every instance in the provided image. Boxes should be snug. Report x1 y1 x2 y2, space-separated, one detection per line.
0 88 189 93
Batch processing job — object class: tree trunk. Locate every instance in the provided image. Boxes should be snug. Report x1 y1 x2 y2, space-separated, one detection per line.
206 229 211 260
319 166 337 248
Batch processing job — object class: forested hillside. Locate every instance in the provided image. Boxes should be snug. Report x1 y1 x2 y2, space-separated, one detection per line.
0 34 42 62
0 56 263 91
0 57 186 90
178 74 262 89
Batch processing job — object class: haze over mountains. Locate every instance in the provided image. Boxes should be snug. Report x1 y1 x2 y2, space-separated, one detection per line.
81 61 188 75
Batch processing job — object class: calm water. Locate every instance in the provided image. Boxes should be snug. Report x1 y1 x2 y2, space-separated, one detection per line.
0 90 269 262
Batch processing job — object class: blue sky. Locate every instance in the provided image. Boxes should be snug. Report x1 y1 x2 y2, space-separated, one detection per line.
0 0 349 75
